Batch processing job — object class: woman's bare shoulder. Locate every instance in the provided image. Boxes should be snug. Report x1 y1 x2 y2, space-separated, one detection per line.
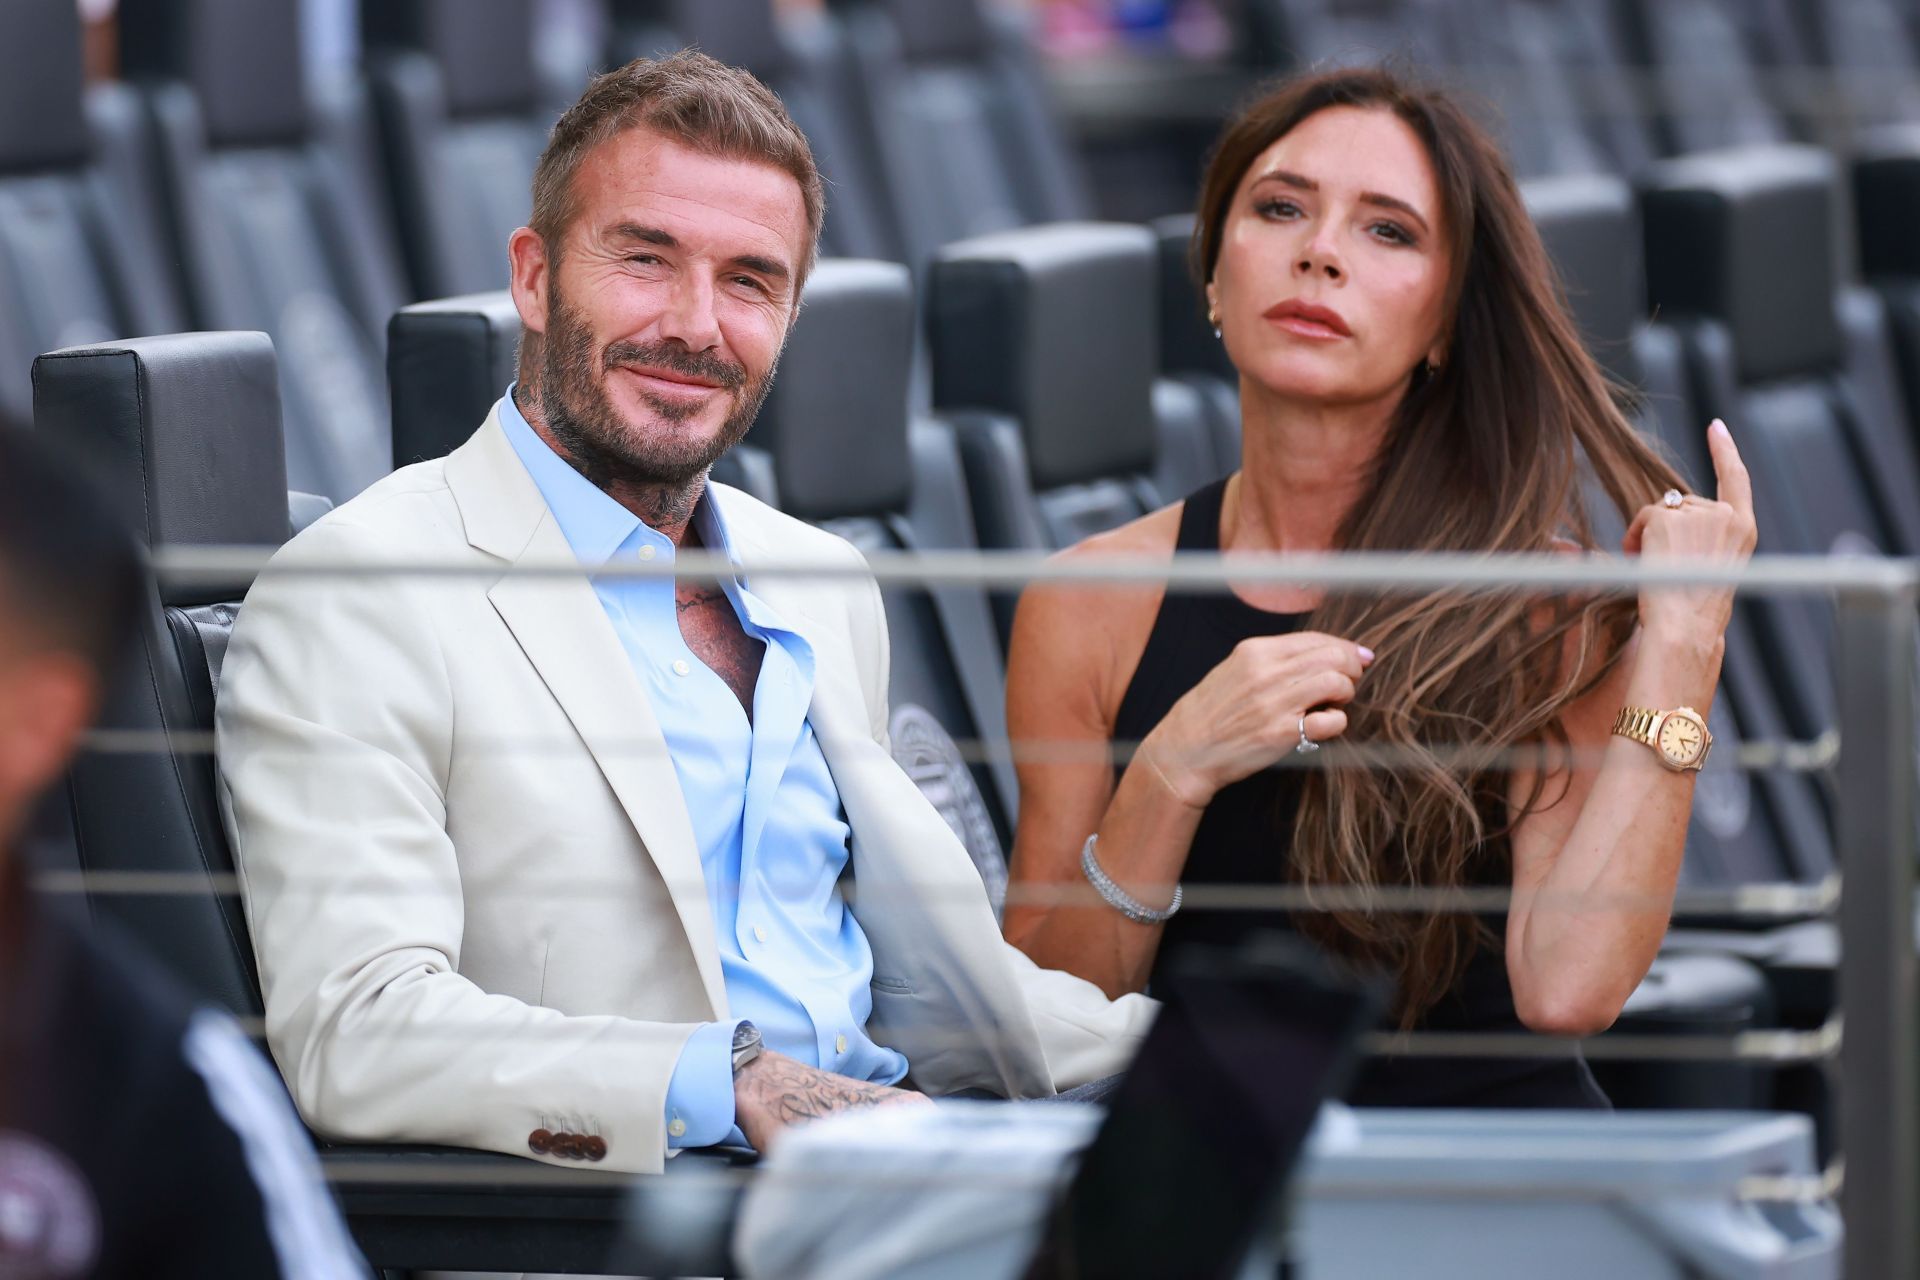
1009 501 1188 718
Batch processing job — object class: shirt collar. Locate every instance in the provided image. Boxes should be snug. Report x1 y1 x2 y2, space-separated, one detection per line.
497 385 742 572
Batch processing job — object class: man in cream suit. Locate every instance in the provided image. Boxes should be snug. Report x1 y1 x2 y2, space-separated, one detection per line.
216 51 1153 1176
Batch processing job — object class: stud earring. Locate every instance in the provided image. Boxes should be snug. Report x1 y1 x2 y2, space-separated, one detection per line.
1208 306 1221 339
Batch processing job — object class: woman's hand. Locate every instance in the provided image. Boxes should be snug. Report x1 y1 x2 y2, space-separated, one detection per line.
1135 631 1374 810
1621 419 1757 648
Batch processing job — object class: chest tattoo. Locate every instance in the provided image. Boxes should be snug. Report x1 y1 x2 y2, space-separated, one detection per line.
675 584 764 718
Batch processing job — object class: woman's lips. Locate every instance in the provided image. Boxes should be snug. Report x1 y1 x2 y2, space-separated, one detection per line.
1263 301 1353 340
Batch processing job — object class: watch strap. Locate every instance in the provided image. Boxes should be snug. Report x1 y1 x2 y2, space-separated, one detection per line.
1612 704 1661 749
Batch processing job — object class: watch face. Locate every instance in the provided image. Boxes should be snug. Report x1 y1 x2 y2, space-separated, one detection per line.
1657 713 1707 767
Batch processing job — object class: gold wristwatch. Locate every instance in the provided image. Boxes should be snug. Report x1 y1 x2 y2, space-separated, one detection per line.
1612 705 1713 772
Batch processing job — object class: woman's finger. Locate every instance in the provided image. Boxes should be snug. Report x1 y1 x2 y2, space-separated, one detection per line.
1303 707 1349 743
1621 505 1656 555
1706 419 1753 517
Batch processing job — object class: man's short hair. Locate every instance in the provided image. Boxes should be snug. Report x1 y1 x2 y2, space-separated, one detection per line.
0 425 143 685
530 50 825 280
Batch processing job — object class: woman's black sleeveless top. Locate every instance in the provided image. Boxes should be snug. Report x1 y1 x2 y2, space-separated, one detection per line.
1112 478 1607 1109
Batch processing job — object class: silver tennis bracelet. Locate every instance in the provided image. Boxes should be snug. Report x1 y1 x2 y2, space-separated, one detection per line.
1080 834 1183 924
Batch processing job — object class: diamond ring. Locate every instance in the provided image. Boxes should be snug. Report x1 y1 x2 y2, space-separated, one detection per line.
1662 488 1685 509
1295 716 1319 754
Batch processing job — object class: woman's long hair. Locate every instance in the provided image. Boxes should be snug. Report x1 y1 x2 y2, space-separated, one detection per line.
1193 68 1685 1026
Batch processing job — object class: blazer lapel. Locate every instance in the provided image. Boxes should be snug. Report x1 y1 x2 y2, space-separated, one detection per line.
448 414 728 1017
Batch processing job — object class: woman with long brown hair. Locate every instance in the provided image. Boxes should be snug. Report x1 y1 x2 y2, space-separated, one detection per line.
1002 67 1757 1108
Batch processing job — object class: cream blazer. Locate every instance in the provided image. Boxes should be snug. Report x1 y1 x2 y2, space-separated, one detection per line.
216 410 1155 1175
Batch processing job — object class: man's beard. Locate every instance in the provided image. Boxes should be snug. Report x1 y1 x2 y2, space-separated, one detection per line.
532 284 775 492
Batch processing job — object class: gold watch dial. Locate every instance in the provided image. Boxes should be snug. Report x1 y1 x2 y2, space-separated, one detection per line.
1656 713 1707 767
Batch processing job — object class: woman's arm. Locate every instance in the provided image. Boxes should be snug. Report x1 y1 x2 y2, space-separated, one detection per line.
1505 420 1757 1035
1001 546 1198 999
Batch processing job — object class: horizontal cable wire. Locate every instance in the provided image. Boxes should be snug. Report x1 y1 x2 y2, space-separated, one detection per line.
27 869 1841 923
151 545 1920 596
74 728 1846 774
312 1150 1845 1205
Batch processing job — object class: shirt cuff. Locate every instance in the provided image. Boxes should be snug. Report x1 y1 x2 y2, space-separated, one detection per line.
665 1020 742 1150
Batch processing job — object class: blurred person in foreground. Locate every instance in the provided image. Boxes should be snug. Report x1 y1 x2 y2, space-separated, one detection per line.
0 427 364 1278
216 51 1151 1180
1005 67 1757 1108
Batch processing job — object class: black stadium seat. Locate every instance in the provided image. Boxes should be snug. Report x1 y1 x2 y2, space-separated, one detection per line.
753 259 1020 891
1612 0 1796 156
1642 146 1907 740
928 221 1211 583
0 0 187 424
607 0 902 261
361 0 551 299
833 0 1092 265
1152 213 1241 480
387 291 525 469
1855 127 1920 440
117 0 407 502
1526 172 1834 890
385 289 781 504
32 332 285 1018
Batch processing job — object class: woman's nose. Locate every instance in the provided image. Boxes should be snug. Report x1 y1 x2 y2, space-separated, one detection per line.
1295 234 1344 282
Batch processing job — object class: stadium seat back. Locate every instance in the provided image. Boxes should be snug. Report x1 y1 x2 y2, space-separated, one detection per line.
1644 146 1920 778
1525 172 1830 885
362 0 551 299
31 332 295 1017
930 223 1166 563
1785 0 1920 141
756 258 1018 886
1152 213 1240 480
836 0 1089 266
606 0 901 260
0 0 187 424
118 0 405 502
1613 0 1795 155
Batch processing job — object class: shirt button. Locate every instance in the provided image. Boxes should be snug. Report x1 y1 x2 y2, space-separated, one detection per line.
752 925 769 943
638 545 657 561
668 1118 687 1139
835 1034 848 1055
672 659 691 677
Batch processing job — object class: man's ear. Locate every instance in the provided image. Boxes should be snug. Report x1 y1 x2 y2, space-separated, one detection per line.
508 226 551 339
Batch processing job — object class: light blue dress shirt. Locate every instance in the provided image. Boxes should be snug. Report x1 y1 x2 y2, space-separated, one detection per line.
498 391 909 1148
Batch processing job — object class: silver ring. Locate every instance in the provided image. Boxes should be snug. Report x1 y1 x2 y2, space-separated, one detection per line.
1662 488 1685 509
1295 716 1320 754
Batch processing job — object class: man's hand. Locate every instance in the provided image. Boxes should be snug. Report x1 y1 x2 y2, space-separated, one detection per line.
733 1049 929 1153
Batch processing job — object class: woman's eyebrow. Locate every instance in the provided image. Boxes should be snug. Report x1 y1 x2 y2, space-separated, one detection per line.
1250 168 1431 233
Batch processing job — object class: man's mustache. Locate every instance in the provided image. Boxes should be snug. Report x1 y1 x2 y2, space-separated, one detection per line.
603 341 747 390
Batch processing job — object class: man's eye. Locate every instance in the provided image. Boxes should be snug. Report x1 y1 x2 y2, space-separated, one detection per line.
626 254 661 266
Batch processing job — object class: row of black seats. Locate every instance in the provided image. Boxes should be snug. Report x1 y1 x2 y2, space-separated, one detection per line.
1246 0 1920 177
0 0 1094 512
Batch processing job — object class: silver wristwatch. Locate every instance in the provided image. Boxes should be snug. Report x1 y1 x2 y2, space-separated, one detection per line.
730 1021 764 1076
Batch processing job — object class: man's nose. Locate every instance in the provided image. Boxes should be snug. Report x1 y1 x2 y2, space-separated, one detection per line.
657 275 722 350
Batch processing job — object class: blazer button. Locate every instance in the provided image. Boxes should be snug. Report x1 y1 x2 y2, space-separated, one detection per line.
528 1129 555 1155
582 1136 608 1162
